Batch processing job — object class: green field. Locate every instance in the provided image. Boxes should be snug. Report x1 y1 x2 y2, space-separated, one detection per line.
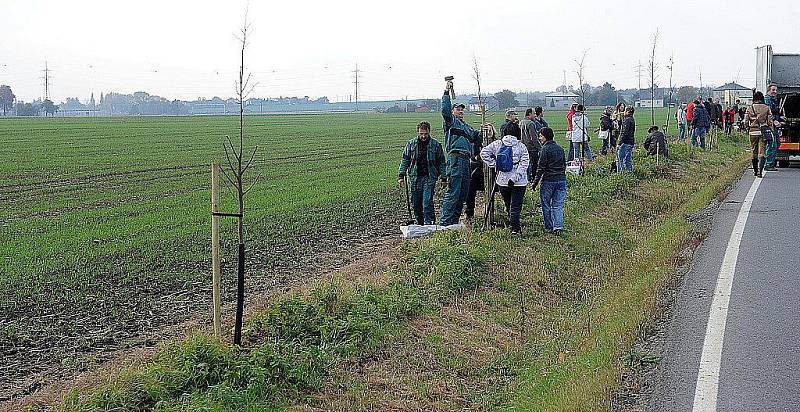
0 108 676 402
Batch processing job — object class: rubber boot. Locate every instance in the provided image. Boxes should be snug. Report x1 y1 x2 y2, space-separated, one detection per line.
757 157 765 178
752 158 759 177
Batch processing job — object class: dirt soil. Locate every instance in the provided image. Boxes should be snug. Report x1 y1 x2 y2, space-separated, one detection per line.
1 197 405 411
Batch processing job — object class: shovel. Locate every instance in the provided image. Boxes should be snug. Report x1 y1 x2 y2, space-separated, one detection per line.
403 176 416 225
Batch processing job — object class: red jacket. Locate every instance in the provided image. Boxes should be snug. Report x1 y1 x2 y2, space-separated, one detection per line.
567 109 575 131
723 108 735 123
686 102 695 123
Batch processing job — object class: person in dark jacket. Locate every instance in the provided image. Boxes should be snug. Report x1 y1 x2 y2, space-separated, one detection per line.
531 127 567 235
691 99 711 149
499 109 518 137
643 125 669 158
464 135 485 223
599 107 614 155
398 122 446 224
712 98 723 128
519 107 543 180
764 84 784 171
617 106 636 172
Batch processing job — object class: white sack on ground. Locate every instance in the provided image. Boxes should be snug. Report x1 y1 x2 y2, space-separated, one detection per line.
400 224 465 239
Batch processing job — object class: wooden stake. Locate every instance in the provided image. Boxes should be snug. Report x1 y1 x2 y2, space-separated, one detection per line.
211 162 222 338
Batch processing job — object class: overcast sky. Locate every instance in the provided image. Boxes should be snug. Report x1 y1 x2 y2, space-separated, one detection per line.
2 0 799 103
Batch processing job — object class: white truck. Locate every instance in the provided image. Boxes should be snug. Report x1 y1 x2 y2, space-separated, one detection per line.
755 45 800 167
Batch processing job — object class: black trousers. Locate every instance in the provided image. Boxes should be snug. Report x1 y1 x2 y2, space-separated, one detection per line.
498 184 527 231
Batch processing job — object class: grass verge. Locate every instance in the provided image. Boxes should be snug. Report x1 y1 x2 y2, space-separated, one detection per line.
40 129 747 411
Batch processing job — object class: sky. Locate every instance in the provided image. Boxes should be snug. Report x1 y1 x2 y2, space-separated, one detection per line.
2 0 800 103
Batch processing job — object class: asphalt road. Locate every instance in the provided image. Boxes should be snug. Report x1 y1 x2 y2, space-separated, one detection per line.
654 165 800 411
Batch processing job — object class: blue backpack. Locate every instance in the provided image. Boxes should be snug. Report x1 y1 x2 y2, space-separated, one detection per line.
496 142 514 172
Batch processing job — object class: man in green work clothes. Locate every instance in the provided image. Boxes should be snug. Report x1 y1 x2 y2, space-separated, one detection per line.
764 84 784 171
439 79 483 226
398 121 446 225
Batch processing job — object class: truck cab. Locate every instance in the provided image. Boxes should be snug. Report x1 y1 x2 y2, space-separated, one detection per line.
756 45 800 167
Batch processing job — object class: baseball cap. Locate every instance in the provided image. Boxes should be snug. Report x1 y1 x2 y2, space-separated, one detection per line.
453 102 465 108
505 109 517 116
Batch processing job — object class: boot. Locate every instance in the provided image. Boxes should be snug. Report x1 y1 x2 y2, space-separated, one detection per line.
752 158 759 177
757 157 765 178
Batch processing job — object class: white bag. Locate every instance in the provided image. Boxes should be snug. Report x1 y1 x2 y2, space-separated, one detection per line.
598 130 610 140
400 224 465 239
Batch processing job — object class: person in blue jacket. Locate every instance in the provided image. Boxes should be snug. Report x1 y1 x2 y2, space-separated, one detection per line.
398 121 446 225
439 79 483 226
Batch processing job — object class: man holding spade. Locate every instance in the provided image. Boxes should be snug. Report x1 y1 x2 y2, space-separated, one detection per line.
439 77 485 226
398 121 446 225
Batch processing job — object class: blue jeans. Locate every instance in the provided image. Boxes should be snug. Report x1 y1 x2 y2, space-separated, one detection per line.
567 141 592 161
540 180 566 231
617 143 633 172
692 127 707 149
679 123 686 140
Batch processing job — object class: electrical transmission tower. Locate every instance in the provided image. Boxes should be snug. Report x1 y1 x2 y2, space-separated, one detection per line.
637 60 643 91
352 63 360 112
42 61 52 101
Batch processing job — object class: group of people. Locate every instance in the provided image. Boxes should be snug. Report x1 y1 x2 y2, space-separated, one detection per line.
398 79 568 235
569 102 643 171
675 97 750 149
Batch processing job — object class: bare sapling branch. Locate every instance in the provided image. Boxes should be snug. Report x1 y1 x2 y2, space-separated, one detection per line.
648 29 660 128
574 50 589 106
242 146 258 173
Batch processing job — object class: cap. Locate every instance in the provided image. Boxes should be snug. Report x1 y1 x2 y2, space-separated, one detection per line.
452 102 465 109
505 109 517 116
647 125 659 133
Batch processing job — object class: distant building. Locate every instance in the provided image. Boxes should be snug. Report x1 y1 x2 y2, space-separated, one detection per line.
544 92 579 108
415 105 431 113
467 96 499 112
635 88 667 108
713 82 752 106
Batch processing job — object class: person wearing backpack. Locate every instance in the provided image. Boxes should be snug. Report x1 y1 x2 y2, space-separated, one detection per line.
480 121 530 234
398 121 446 225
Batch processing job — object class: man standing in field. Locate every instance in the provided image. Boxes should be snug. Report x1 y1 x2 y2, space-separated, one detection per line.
440 79 483 226
398 121 446 225
691 99 711 149
499 109 518 137
519 107 543 180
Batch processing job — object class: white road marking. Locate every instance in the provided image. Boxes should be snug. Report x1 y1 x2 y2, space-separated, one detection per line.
692 176 762 412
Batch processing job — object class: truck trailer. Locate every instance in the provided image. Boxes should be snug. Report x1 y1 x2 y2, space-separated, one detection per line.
755 45 800 167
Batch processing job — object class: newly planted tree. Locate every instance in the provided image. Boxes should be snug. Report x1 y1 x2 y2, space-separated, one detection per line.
220 9 260 345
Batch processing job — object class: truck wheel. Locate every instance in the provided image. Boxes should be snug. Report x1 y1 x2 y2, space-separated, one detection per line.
778 159 790 168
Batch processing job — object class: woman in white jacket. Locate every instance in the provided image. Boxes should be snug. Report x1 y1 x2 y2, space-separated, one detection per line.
480 121 530 234
569 104 593 162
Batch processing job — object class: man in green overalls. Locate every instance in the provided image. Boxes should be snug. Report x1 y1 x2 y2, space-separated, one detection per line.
439 79 483 226
398 121 446 225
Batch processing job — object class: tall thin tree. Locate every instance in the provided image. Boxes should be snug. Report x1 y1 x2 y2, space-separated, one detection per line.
220 8 260 346
665 54 675 134
648 29 660 127
574 50 589 106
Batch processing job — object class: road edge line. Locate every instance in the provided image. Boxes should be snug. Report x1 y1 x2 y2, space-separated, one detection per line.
691 175 762 412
